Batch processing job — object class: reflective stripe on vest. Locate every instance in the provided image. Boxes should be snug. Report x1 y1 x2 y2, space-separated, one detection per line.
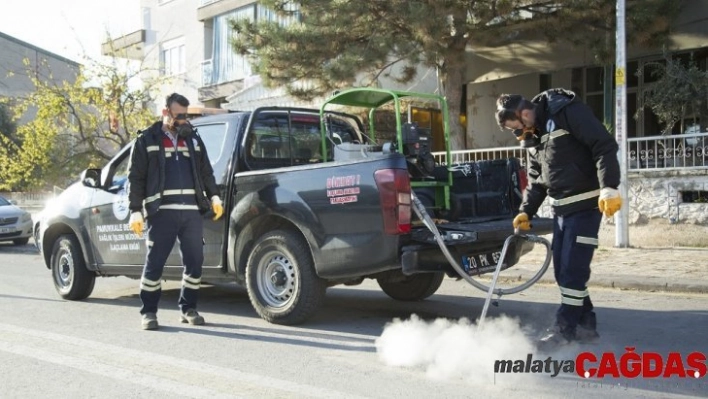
549 189 601 207
540 129 570 144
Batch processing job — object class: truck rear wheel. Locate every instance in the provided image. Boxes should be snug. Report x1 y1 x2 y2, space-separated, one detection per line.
50 234 95 300
246 230 326 325
377 272 445 301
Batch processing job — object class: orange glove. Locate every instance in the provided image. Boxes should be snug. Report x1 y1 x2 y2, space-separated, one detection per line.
211 196 224 221
512 212 531 230
129 212 144 238
598 187 622 217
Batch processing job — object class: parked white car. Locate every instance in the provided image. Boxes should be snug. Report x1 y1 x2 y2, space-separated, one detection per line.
0 195 33 245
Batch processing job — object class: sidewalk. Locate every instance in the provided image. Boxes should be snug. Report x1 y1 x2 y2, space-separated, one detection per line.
494 245 708 294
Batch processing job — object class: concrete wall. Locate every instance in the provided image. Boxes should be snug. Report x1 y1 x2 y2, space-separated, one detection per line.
466 73 541 149
536 171 708 225
629 171 708 225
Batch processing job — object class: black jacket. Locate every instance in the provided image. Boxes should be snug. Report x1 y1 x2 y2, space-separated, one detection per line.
128 121 219 217
522 88 620 217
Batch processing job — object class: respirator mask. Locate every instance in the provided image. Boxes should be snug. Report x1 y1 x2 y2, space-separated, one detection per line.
168 112 194 138
175 122 195 138
513 126 541 148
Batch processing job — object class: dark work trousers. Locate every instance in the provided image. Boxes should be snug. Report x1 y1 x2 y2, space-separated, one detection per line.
551 208 602 332
139 209 204 315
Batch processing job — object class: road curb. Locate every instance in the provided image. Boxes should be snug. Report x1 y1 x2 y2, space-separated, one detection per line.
474 273 708 295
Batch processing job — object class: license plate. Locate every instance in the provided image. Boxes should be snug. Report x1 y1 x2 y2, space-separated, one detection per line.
0 227 12 233
461 251 502 275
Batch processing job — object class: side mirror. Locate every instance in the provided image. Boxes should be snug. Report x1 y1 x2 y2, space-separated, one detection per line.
80 168 102 188
9 199 17 205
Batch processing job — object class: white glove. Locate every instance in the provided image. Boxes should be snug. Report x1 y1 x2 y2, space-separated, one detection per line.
129 212 144 237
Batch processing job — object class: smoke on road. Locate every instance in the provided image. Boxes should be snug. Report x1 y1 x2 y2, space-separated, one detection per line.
375 314 535 384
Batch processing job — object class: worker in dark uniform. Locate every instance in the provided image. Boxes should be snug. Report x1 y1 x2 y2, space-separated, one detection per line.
495 88 622 351
128 93 223 330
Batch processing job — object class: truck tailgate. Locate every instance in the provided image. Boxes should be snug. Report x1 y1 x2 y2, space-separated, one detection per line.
409 216 554 245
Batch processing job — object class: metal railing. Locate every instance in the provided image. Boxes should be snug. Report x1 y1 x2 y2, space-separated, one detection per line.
432 132 708 172
432 146 531 167
628 132 708 171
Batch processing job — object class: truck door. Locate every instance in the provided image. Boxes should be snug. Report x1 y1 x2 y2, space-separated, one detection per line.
179 121 233 268
88 146 146 267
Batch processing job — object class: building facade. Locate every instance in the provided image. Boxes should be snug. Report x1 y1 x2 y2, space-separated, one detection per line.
105 2 708 224
0 31 80 124
107 0 437 113
464 1 708 148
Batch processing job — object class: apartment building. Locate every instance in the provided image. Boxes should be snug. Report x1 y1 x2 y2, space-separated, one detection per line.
106 0 438 114
0 31 80 124
104 0 305 113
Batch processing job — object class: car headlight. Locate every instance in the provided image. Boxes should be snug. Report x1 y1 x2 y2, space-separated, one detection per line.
20 213 32 223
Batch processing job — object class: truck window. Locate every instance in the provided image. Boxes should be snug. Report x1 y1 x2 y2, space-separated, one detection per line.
101 148 131 192
246 112 324 170
245 111 364 171
195 123 228 165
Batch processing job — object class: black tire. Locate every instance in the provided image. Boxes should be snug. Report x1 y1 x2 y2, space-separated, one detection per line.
12 237 30 246
377 272 445 301
50 234 95 300
246 230 326 325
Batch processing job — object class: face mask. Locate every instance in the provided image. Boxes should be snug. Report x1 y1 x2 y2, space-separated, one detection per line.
166 111 188 134
175 122 194 138
513 126 541 148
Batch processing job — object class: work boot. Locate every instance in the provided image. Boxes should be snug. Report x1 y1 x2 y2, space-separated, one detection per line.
536 326 575 352
180 309 205 325
142 312 159 330
577 312 600 343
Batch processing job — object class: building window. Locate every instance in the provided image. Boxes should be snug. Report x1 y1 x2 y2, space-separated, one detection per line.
204 3 301 87
257 3 301 26
681 191 708 203
161 37 185 76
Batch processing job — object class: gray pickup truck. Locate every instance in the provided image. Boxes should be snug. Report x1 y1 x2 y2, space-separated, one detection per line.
36 88 552 325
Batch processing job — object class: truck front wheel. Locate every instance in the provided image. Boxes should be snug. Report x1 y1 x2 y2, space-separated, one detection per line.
377 272 445 301
246 230 326 325
50 234 95 300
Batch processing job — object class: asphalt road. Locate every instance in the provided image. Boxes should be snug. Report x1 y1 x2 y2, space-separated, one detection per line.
1 242 707 399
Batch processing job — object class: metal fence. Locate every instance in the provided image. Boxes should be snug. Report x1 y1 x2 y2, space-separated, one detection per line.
432 146 531 167
433 132 708 172
628 132 708 171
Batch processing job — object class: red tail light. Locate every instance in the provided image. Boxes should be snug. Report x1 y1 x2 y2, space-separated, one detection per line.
518 167 528 193
374 169 411 234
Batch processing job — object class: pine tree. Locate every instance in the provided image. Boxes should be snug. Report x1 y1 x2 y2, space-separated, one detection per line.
232 0 681 149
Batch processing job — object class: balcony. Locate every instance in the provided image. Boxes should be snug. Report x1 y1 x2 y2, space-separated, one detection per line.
101 29 146 60
197 0 254 21
198 58 244 102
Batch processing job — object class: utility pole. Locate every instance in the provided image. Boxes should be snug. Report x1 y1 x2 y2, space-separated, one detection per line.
615 0 630 247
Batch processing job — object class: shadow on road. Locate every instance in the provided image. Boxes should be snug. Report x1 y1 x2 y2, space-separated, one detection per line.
0 242 39 255
0 293 65 303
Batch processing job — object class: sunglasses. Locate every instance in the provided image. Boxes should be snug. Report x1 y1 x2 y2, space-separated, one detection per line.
495 107 522 131
170 112 188 121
